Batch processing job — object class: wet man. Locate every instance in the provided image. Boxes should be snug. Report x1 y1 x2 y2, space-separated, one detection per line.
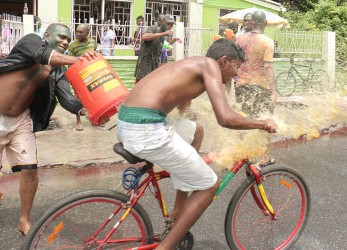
0 24 96 235
236 10 276 118
236 11 276 165
117 38 277 249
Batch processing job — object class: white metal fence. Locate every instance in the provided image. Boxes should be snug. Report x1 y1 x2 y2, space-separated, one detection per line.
39 21 148 53
0 14 23 55
0 17 329 60
183 28 327 59
0 17 335 84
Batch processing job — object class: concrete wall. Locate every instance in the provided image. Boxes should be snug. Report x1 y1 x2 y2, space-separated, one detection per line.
38 0 58 22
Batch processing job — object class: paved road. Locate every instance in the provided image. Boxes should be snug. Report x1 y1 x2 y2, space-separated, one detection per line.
1 129 346 249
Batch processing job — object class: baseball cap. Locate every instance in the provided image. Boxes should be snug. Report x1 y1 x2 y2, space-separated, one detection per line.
164 14 176 24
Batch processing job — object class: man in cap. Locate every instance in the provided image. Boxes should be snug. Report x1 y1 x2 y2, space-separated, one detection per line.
134 13 180 84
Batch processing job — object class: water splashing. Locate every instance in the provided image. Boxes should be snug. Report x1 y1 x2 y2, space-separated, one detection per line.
185 91 347 170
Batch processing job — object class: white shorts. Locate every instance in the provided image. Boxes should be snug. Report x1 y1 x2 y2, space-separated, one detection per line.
166 115 196 144
117 120 217 192
0 109 37 170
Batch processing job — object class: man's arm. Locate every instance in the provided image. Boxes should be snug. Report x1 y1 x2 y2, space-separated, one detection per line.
202 58 275 132
264 62 276 100
55 73 84 115
263 39 276 104
167 36 182 45
49 50 97 66
142 26 173 41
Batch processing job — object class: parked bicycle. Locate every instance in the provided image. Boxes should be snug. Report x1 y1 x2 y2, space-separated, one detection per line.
276 55 330 96
22 142 311 250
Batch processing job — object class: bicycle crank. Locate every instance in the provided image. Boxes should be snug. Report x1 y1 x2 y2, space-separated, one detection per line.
176 231 194 250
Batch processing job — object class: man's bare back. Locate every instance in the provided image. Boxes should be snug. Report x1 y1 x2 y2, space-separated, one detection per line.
125 56 224 114
0 64 51 116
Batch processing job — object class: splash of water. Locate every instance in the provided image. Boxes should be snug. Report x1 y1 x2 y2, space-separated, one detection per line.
186 91 347 170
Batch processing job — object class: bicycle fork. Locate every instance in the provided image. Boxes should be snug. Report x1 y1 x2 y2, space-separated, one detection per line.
247 164 276 218
215 160 276 219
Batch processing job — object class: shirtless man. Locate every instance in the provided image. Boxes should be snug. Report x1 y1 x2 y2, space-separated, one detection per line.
117 38 277 249
0 23 96 235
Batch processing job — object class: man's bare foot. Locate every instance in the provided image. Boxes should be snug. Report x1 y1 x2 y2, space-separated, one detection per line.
75 123 84 131
75 115 84 131
18 220 32 235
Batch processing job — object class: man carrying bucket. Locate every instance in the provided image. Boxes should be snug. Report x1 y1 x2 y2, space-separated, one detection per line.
0 23 97 235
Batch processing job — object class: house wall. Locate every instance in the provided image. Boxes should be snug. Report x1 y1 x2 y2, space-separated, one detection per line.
133 0 146 25
38 0 58 22
58 0 72 22
204 0 273 10
202 0 274 29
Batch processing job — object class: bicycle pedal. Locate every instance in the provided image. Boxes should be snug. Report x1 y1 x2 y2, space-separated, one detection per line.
176 231 194 250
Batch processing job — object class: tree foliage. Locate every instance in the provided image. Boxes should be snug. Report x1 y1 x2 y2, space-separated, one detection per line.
280 0 347 67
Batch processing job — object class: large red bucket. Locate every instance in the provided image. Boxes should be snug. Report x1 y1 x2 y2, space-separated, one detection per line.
66 54 128 125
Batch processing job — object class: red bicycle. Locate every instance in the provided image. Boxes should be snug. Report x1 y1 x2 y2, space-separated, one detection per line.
23 142 311 249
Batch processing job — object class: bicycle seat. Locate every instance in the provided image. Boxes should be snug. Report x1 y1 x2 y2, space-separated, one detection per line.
113 142 144 164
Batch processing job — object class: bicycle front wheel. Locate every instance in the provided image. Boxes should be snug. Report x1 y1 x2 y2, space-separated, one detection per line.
22 190 154 250
310 69 330 94
225 167 310 250
276 71 296 96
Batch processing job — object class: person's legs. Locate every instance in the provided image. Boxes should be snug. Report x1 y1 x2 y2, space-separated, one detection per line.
18 168 38 235
118 117 218 249
0 171 3 201
171 190 188 220
6 110 38 235
191 122 204 152
157 181 220 250
75 115 83 131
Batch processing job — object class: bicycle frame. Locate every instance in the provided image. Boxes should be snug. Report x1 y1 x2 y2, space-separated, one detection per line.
71 157 276 249
288 59 315 84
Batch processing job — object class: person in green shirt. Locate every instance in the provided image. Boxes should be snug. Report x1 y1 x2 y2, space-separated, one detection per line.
68 24 97 131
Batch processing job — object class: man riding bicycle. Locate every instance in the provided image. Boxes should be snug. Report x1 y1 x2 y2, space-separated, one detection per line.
117 38 277 249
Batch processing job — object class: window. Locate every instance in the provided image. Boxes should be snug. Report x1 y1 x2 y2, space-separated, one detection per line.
73 0 133 47
146 1 188 26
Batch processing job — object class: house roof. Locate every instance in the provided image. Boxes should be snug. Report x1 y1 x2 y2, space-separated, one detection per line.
244 0 286 12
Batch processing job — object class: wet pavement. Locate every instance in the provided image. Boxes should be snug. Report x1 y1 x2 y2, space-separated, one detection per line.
0 128 346 249
1 95 347 249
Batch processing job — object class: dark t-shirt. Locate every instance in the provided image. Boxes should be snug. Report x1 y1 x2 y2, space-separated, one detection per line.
134 25 164 80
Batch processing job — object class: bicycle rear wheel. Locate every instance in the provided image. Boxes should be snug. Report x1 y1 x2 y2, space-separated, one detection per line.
22 190 154 250
310 69 330 94
276 71 296 96
224 167 310 250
